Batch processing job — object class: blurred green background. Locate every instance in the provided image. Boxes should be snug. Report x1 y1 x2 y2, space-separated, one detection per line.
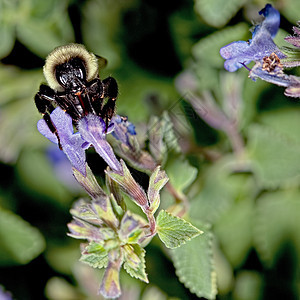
0 0 300 299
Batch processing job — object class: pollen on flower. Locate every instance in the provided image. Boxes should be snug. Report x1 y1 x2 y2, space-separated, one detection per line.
262 52 283 72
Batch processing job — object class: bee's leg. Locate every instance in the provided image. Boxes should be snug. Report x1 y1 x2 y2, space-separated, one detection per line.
35 86 63 150
102 77 118 131
86 78 104 116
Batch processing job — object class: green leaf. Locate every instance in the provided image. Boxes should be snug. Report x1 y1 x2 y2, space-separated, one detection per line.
0 23 14 58
254 189 300 266
233 271 263 300
82 0 125 69
17 149 72 204
16 0 74 57
156 210 203 249
247 109 300 188
165 157 197 193
171 223 217 299
189 158 236 224
123 244 148 283
80 242 108 269
45 243 80 275
214 196 254 267
0 208 45 266
194 0 248 27
0 67 43 163
281 0 300 24
45 277 81 300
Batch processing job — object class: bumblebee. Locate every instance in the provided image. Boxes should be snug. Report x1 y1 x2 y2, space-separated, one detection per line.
34 43 118 149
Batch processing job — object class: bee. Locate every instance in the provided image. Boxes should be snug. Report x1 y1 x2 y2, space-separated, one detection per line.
34 43 118 150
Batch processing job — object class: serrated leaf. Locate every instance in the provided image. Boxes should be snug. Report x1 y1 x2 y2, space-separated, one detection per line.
194 0 248 28
254 189 300 266
80 242 108 269
0 208 45 266
123 244 148 283
156 210 203 249
165 158 197 193
171 223 217 299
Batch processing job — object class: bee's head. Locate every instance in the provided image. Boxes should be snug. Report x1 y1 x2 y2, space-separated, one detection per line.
43 44 99 92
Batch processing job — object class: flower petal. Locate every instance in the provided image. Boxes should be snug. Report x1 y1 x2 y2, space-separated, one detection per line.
220 4 285 72
37 107 89 176
78 114 123 174
111 115 136 146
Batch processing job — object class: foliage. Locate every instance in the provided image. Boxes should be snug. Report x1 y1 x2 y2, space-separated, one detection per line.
0 0 299 299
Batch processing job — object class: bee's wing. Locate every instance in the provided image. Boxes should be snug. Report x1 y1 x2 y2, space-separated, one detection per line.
95 54 108 70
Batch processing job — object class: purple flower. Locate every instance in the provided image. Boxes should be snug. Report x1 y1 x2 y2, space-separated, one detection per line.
0 286 13 300
78 114 123 174
37 107 124 176
37 108 89 176
285 25 300 49
111 115 136 146
220 4 286 72
46 145 82 190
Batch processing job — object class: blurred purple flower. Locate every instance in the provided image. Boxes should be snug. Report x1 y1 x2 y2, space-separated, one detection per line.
46 145 82 190
111 115 136 146
0 286 13 300
220 4 286 72
285 24 300 49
